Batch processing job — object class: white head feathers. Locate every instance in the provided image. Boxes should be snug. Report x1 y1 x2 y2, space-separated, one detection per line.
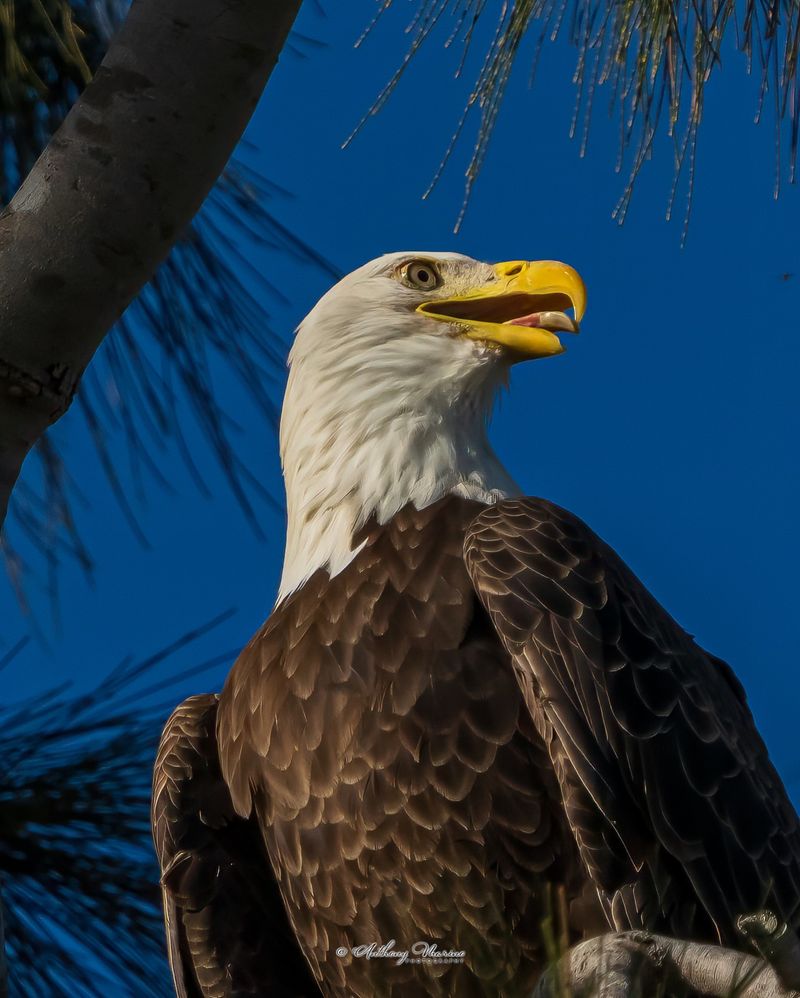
277 252 522 601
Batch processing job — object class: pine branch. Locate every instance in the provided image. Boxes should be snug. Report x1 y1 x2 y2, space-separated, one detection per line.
0 614 236 997
0 0 303 529
0 1 339 600
357 0 799 235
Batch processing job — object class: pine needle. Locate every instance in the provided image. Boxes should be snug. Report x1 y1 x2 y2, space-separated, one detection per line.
0 614 236 997
362 0 799 234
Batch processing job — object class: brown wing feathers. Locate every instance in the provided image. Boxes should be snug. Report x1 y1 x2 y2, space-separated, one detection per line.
151 694 320 997
465 497 800 943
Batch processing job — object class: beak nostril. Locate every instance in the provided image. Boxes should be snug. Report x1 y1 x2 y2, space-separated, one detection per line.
505 264 523 276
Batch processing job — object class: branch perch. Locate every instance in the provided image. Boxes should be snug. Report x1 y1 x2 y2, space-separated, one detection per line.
533 926 800 998
738 910 800 991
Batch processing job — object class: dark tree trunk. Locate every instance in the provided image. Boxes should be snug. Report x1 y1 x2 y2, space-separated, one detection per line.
0 0 302 527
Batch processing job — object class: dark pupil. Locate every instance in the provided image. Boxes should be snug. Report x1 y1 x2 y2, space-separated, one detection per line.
416 268 430 284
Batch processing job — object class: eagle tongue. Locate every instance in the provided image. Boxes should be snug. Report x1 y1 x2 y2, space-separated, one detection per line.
505 310 578 333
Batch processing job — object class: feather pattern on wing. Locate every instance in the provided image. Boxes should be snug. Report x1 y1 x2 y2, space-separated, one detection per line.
152 694 320 997
464 497 800 943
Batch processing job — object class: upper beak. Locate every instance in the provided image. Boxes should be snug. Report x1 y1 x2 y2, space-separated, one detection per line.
416 259 586 360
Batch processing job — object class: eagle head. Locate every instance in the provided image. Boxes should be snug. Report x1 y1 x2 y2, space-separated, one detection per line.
278 252 586 600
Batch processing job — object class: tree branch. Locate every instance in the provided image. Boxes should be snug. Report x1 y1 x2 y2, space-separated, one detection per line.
0 0 302 527
533 929 800 998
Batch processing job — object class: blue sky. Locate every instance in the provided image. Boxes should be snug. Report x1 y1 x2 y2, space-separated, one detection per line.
2 0 800 807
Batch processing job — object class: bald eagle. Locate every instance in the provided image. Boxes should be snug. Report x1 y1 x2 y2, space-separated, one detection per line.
152 253 800 997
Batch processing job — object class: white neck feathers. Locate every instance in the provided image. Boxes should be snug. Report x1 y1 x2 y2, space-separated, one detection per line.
277 320 518 602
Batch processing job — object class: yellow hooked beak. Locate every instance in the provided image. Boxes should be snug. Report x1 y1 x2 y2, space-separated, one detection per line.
417 260 586 360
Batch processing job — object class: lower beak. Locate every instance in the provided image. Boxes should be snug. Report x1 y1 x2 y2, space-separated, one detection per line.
416 259 587 361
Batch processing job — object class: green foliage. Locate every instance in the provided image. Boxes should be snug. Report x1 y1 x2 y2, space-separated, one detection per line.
0 2 113 201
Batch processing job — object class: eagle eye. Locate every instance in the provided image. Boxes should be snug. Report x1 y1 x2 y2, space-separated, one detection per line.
400 261 441 291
